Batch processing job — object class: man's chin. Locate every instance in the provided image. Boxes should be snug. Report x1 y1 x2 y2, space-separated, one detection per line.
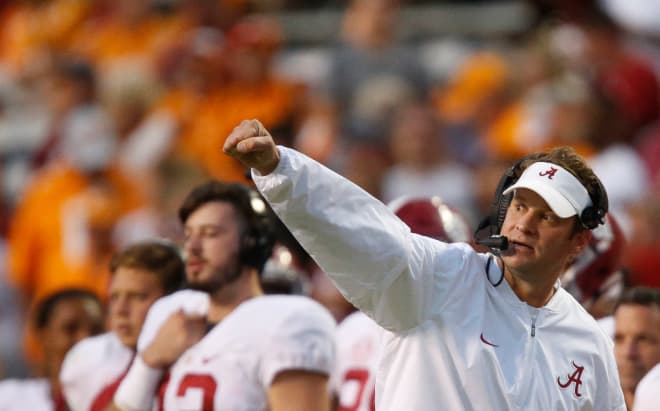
186 280 222 294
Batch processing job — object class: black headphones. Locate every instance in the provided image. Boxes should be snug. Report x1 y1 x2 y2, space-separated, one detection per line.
474 154 609 250
236 185 276 271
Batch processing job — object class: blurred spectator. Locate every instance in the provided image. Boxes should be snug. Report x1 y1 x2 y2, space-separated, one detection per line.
613 287 660 410
30 57 115 171
634 122 660 191
0 230 27 379
340 141 391 199
147 26 226 165
0 289 103 410
296 0 429 172
326 0 428 142
0 0 93 77
68 0 189 93
112 154 208 248
382 101 477 223
7 154 143 305
434 50 511 165
621 194 660 288
182 15 306 182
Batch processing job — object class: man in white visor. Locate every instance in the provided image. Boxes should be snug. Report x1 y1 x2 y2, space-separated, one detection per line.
224 119 625 411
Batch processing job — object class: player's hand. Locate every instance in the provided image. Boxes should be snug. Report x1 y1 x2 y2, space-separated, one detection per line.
223 119 280 175
141 310 206 369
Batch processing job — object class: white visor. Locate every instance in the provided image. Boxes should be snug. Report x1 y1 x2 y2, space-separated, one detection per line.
502 162 592 218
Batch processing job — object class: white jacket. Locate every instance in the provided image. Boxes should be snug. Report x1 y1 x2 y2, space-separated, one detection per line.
254 147 626 411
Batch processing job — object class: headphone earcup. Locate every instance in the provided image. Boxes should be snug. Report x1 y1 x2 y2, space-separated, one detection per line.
580 206 603 230
240 225 275 268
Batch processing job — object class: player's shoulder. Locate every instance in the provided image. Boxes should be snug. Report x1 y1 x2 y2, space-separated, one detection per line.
339 310 375 329
0 378 52 411
149 289 209 316
61 333 128 382
337 310 379 335
244 294 335 326
0 378 49 396
66 332 124 360
229 295 336 339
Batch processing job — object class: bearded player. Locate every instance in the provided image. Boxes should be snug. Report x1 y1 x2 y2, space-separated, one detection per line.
113 181 335 411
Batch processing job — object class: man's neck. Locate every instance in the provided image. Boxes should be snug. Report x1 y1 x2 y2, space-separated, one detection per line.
623 389 634 411
503 267 558 308
206 272 263 324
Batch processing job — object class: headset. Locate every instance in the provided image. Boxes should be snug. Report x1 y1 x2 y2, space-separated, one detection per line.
179 181 276 272
236 185 276 271
474 154 609 251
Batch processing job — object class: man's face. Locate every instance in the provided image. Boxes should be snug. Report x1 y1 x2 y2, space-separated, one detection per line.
614 304 660 392
108 268 164 349
500 189 587 282
183 201 243 293
40 297 104 370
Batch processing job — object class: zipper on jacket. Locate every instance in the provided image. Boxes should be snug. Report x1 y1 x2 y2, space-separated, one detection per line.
531 315 537 337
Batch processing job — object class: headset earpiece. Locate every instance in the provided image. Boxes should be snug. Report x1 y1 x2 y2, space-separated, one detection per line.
579 176 608 230
238 187 276 270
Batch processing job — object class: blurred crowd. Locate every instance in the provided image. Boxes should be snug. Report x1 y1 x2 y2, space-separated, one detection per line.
0 0 659 394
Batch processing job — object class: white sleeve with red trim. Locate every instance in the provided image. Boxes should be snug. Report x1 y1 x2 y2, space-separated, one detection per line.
60 333 133 411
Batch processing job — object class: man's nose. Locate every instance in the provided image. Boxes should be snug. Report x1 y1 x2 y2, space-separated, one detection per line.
515 212 537 234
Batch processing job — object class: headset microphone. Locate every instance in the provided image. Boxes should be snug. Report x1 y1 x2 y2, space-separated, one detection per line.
475 235 509 250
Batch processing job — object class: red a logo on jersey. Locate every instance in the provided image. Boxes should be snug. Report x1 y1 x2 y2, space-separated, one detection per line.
539 166 558 180
557 361 584 397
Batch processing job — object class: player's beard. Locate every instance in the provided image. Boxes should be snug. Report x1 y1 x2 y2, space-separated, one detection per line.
185 257 243 294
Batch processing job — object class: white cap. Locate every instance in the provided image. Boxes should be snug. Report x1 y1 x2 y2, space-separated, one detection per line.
502 161 592 218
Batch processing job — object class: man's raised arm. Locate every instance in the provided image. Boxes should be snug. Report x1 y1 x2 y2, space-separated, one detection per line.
224 119 464 332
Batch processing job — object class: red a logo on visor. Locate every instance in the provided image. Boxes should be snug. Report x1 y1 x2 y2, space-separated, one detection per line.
539 166 558 180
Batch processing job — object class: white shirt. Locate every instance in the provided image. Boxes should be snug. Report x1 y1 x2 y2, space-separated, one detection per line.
133 290 336 411
633 362 660 411
332 311 382 411
0 379 55 411
60 332 134 411
253 146 626 411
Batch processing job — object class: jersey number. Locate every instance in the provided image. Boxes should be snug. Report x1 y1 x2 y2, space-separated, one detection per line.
338 368 375 411
160 373 217 411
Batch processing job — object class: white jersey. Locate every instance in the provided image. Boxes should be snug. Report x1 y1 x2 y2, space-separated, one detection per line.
253 146 626 411
332 311 381 411
137 290 336 411
633 363 660 411
0 379 57 411
60 332 134 411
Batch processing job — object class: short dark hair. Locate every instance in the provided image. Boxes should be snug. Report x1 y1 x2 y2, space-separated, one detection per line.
615 286 660 311
33 289 101 330
109 241 185 295
178 181 275 273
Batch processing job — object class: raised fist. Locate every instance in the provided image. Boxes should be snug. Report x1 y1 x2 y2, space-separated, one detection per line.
223 119 280 175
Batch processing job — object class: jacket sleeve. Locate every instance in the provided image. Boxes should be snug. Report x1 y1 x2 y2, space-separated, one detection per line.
253 146 471 332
